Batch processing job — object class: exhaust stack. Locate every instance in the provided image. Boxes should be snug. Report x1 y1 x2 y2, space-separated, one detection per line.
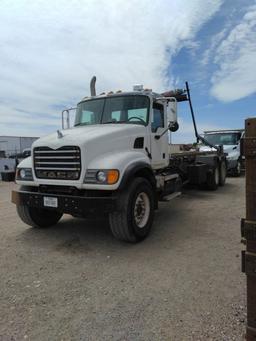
90 76 96 96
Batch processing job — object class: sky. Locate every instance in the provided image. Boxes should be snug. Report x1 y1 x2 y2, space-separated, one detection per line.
0 0 256 143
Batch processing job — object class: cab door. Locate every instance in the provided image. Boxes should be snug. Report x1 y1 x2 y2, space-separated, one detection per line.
150 102 169 169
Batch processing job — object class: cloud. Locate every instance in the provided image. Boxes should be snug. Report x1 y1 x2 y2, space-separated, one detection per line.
0 0 223 136
201 28 229 66
210 3 256 102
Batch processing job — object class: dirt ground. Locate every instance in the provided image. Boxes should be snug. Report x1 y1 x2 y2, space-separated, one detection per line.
0 178 246 341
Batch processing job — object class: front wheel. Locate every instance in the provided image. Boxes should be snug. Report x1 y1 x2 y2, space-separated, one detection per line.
233 160 241 177
109 177 155 243
17 205 63 228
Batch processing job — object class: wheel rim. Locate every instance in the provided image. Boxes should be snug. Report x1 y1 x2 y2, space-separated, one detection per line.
134 192 150 228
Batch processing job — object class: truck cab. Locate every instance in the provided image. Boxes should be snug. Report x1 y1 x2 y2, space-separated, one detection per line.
17 90 172 186
12 80 227 243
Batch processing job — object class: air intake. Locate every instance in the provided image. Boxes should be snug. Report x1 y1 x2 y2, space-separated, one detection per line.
34 146 81 180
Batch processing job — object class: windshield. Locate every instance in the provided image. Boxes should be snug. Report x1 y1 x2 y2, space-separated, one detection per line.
204 132 241 145
74 95 149 126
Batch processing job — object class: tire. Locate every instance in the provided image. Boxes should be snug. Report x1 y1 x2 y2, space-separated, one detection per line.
219 160 227 186
17 205 63 228
109 177 155 243
206 165 219 190
233 160 241 177
16 186 62 228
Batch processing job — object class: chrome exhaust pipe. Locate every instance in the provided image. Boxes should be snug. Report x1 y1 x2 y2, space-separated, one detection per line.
90 76 96 96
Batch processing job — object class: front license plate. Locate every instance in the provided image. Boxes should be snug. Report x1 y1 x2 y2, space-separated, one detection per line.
43 196 58 208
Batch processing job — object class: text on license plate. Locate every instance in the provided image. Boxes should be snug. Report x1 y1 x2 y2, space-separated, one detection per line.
43 196 58 208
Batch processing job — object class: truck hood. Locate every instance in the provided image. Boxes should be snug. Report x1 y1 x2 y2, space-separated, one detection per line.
19 123 149 189
30 123 148 187
199 145 217 152
199 144 238 154
33 124 146 149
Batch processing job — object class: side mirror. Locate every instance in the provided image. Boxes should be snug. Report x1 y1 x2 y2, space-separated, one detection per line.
167 98 177 123
62 109 70 129
167 98 179 132
169 122 179 132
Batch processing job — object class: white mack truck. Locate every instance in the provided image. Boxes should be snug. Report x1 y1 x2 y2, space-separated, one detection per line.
12 78 227 243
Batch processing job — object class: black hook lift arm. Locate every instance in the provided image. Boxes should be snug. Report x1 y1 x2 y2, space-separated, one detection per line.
185 81 219 151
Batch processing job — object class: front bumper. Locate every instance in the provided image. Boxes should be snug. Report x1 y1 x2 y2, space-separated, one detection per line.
11 190 118 215
227 159 238 170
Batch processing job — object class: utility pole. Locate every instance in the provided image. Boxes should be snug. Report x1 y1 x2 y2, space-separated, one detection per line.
241 117 256 340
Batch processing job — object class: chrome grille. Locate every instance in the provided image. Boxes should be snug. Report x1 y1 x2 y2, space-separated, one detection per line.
34 146 81 180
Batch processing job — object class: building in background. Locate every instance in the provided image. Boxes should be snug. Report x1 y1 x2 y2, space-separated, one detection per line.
0 135 38 157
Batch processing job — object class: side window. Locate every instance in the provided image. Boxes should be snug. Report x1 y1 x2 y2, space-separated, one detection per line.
152 103 164 132
240 132 245 141
236 133 242 143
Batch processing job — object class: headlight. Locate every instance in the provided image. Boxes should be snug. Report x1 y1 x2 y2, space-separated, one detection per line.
16 168 33 181
20 169 26 178
84 169 119 184
97 171 107 183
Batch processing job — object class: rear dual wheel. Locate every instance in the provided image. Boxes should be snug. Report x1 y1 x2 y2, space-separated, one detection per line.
206 166 219 190
219 160 227 186
206 160 226 190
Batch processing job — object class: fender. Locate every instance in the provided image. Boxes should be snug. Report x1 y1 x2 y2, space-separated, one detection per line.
118 161 156 190
17 156 32 168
